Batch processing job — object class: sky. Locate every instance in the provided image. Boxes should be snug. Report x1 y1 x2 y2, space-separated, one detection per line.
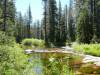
15 0 69 21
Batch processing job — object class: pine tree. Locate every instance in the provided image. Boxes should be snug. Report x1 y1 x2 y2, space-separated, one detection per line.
55 1 68 46
42 0 48 45
15 12 24 42
33 22 37 38
26 5 32 38
60 5 68 46
36 20 40 39
76 0 93 43
64 5 68 40
68 0 75 42
96 0 100 40
60 13 66 45
0 0 15 34
55 0 62 46
91 0 98 43
0 1 3 31
40 20 44 40
2 0 7 31
47 0 57 44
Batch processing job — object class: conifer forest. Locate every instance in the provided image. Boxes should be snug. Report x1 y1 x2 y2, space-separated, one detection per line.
0 0 100 75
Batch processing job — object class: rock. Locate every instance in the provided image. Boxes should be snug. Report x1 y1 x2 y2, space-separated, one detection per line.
94 62 100 66
79 63 95 74
61 46 73 51
79 63 100 74
82 55 100 66
25 49 33 54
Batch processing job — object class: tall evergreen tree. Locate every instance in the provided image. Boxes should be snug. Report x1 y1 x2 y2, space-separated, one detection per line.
60 5 68 46
60 13 66 45
33 22 37 38
0 0 16 34
64 5 68 40
26 5 32 38
68 0 75 42
42 0 48 45
76 0 93 43
91 0 98 43
15 12 24 42
47 0 57 44
3 0 7 31
96 0 100 40
36 20 40 39
0 1 3 31
55 0 62 46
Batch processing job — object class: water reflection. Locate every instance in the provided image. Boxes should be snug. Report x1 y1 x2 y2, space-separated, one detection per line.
28 53 76 75
27 51 100 75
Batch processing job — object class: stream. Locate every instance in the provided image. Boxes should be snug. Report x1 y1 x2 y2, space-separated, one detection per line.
26 48 100 75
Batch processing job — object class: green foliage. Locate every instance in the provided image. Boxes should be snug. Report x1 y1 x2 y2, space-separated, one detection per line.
46 0 57 44
72 43 100 56
0 45 24 75
76 0 100 44
0 31 15 45
0 0 16 32
22 38 45 49
68 0 75 42
77 8 93 44
0 31 34 75
0 44 35 75
43 55 74 75
97 1 100 6
26 5 32 38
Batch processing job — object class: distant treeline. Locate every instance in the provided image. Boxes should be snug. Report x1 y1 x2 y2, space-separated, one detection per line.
0 0 100 46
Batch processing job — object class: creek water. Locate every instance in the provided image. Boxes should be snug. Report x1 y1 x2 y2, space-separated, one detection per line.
28 52 80 75
27 50 100 75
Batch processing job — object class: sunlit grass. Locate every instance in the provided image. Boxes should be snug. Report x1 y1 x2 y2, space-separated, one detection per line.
21 38 45 49
72 43 100 56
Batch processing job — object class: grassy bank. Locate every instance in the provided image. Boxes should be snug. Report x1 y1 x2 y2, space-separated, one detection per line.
21 38 45 49
72 43 100 57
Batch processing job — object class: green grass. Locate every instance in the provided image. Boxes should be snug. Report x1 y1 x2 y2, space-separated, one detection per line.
72 43 100 56
21 38 45 49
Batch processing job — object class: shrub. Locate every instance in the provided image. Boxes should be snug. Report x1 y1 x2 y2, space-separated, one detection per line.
0 44 36 75
22 38 45 49
0 31 34 75
22 39 33 46
0 31 15 46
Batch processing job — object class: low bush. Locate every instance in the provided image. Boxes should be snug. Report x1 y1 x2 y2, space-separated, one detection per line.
0 31 15 46
0 31 34 75
22 38 45 49
72 43 100 56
